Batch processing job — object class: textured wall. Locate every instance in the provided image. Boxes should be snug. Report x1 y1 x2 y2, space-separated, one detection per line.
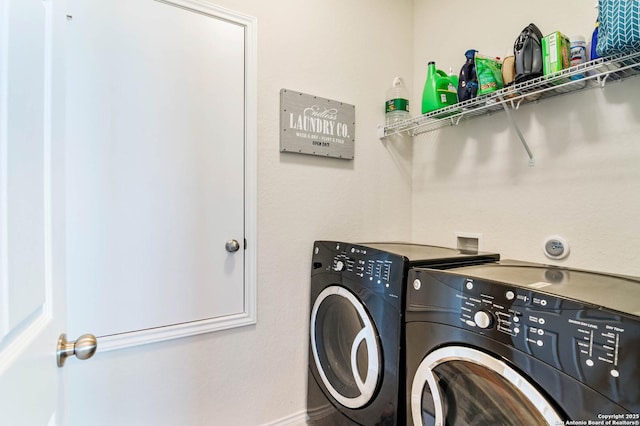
411 0 640 276
65 2 640 426
66 1 414 425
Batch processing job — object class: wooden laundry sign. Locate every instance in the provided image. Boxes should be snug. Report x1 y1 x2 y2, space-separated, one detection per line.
280 89 355 160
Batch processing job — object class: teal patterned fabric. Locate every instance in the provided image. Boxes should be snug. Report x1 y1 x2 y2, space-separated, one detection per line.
597 0 640 56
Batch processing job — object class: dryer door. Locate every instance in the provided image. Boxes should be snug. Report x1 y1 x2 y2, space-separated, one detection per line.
410 346 563 426
310 285 381 409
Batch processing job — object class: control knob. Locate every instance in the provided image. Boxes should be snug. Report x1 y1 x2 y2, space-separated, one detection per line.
334 260 345 272
474 311 493 329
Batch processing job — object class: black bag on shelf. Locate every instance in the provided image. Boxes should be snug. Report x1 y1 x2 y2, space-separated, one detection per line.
514 23 544 83
457 49 479 102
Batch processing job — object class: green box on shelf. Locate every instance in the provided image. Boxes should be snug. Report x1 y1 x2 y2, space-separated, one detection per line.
542 31 570 75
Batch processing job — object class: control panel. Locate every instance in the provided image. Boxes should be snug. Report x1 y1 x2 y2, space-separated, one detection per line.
314 242 405 301
407 268 640 407
452 278 577 372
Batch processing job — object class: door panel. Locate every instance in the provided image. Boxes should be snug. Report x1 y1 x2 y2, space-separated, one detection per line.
0 0 65 424
410 346 563 426
65 0 246 338
3 0 47 338
310 286 381 409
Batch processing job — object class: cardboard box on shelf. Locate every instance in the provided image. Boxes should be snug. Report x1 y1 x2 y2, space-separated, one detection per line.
542 31 570 75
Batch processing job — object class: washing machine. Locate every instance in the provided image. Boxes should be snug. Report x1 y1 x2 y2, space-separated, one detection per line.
307 241 500 426
405 260 640 426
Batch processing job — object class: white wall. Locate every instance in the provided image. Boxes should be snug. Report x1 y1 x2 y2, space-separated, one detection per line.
66 1 414 425
66 1 640 425
411 0 640 276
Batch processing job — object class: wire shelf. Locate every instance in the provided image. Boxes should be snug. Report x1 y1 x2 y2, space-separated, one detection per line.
383 51 640 138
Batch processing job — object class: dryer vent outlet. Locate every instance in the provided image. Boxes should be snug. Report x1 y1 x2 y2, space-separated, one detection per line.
456 233 481 252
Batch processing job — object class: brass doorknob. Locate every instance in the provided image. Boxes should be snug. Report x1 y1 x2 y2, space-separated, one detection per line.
57 333 98 368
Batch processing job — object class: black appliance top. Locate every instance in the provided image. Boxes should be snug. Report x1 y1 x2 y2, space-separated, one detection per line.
446 259 640 316
355 241 500 266
312 241 499 303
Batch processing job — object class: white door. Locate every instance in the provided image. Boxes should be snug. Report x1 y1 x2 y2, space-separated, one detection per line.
65 0 251 342
1 0 256 423
0 0 67 424
62 2 257 422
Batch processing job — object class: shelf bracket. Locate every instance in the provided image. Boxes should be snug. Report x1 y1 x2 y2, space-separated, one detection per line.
509 97 524 110
498 95 535 166
450 115 463 126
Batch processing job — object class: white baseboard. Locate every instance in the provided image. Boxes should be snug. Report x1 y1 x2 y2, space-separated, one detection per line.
260 410 308 426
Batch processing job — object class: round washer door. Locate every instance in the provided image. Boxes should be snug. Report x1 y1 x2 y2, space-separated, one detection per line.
310 285 381 409
411 346 563 426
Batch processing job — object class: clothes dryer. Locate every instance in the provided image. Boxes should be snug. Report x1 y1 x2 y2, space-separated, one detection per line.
307 241 499 426
405 260 640 426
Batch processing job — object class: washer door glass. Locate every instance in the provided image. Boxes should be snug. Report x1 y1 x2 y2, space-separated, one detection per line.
310 285 381 409
411 346 563 426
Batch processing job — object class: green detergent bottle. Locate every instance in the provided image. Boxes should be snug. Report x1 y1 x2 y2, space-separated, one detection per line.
421 61 459 114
